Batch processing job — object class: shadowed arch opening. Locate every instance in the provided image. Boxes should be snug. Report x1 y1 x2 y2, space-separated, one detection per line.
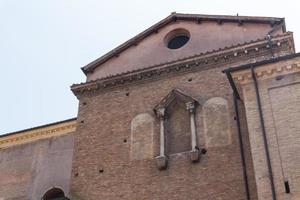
153 89 202 169
42 188 69 200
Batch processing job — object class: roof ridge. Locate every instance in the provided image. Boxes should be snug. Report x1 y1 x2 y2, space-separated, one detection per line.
173 12 284 20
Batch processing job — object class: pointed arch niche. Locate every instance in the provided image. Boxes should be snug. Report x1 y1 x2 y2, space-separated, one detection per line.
154 89 202 169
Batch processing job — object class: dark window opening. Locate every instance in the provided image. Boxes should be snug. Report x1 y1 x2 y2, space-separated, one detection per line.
42 188 70 200
167 35 190 49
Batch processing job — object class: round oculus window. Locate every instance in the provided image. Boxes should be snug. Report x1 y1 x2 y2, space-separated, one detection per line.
165 29 190 49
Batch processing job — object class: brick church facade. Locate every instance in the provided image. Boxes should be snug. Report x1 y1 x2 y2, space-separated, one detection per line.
1 13 300 200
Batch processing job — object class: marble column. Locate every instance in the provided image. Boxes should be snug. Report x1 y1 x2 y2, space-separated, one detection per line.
155 107 168 169
186 101 201 162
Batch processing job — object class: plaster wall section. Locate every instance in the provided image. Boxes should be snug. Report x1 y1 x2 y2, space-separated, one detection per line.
88 21 283 81
0 134 74 200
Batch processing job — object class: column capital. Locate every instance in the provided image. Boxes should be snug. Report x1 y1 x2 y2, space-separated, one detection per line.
186 101 195 113
157 107 167 119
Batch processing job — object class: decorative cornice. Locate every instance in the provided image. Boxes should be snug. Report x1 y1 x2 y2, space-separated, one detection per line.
71 33 293 96
231 57 300 85
0 119 77 149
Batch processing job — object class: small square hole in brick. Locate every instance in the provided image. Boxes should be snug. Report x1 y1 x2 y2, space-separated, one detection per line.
284 181 290 193
276 75 284 81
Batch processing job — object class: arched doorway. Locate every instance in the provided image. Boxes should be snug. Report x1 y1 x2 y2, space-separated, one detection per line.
42 188 70 200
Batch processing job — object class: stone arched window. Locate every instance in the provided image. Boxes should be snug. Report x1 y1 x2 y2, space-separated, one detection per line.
42 187 70 200
154 89 201 169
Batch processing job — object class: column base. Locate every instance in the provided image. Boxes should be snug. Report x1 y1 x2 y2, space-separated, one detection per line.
155 155 168 170
190 149 201 162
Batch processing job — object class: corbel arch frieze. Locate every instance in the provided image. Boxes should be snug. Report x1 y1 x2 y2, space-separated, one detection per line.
232 60 300 85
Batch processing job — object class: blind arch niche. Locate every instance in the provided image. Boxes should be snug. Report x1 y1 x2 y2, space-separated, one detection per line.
154 89 202 169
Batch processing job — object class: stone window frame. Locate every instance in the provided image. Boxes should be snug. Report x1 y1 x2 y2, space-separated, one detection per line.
153 89 202 169
164 29 190 50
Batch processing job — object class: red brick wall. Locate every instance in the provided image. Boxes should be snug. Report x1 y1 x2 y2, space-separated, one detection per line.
71 64 250 200
70 33 295 199
166 100 191 154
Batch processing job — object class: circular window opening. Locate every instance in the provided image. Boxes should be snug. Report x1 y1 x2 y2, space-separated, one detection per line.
165 29 190 49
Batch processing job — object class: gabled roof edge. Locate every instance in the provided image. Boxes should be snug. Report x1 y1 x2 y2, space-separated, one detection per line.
82 13 285 75
153 88 198 115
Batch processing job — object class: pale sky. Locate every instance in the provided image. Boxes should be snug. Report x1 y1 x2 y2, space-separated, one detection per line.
0 0 299 134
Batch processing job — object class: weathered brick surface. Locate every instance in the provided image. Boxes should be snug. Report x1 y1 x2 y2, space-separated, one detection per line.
166 100 190 154
70 61 261 200
237 100 259 200
236 57 300 200
70 19 295 200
